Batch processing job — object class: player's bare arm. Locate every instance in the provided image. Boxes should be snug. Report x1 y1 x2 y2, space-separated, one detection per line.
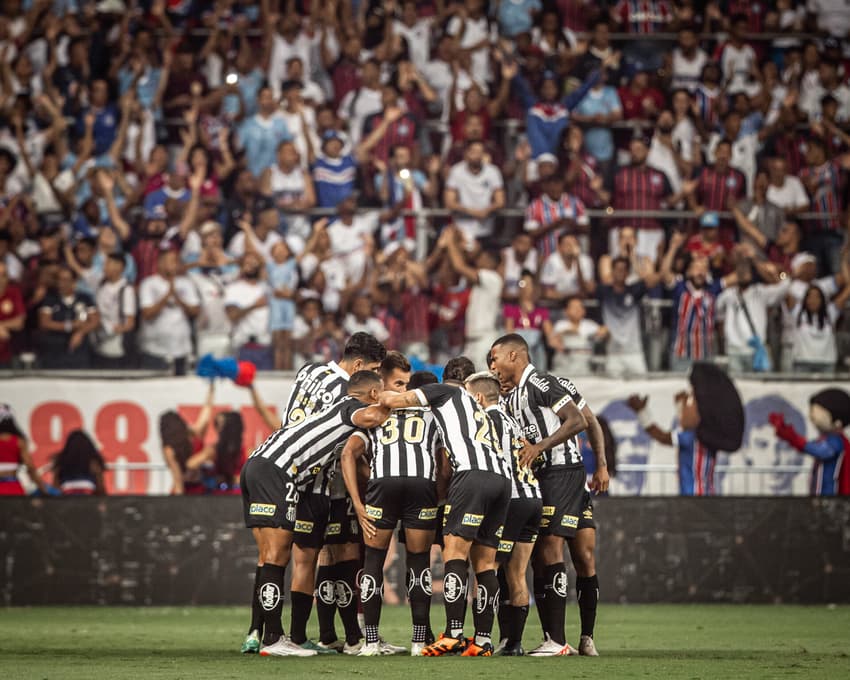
627 394 674 446
351 404 393 429
340 434 376 540
581 404 610 494
378 390 422 410
435 446 452 503
518 401 587 468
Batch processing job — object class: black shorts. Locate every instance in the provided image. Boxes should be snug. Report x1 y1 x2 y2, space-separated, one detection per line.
324 496 362 545
366 477 439 531
398 503 445 547
443 470 511 548
496 497 543 563
537 467 595 538
240 456 298 530
292 492 331 549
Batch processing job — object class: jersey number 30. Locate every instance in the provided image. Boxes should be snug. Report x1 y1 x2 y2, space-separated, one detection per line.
380 415 426 445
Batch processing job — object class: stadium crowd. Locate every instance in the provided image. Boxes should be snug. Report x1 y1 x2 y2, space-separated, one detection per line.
1 0 850 375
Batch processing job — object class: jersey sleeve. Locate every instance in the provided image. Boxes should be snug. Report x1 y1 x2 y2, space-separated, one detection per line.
416 383 456 409
339 398 370 426
530 372 582 413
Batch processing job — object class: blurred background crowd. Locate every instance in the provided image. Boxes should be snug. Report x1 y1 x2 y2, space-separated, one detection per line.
1 0 850 376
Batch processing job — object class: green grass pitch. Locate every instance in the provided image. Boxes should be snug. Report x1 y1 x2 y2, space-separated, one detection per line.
1 605 847 679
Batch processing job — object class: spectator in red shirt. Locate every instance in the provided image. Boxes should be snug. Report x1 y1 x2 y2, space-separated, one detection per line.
618 67 665 121
0 262 24 367
686 139 746 242
685 211 733 276
610 0 673 71
358 85 420 167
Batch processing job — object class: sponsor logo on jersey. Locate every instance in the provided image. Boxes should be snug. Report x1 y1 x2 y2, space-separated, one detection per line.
523 424 540 439
528 374 551 393
294 520 314 533
418 507 438 520
462 513 484 527
561 514 579 528
326 522 341 536
555 377 579 396
541 505 555 516
366 505 383 519
498 540 515 553
259 583 281 611
249 503 276 516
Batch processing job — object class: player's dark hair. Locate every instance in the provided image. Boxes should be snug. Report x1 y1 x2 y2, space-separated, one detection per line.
491 333 530 353
342 332 387 363
159 411 193 471
408 370 439 389
380 350 411 377
443 356 475 384
215 412 244 481
52 429 105 485
348 370 383 391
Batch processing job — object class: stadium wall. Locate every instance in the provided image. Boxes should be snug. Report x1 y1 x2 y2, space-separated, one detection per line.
3 375 838 495
1 496 848 606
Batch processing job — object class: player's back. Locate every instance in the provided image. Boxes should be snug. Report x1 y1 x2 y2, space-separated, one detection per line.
367 407 442 481
487 405 541 500
282 360 349 426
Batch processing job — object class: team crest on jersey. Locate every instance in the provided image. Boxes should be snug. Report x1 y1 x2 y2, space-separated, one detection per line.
418 507 438 520
360 574 380 602
317 580 336 605
326 522 341 536
335 580 353 608
561 515 579 528
259 583 281 611
541 505 555 516
444 573 465 603
366 505 383 519
498 540 514 553
249 503 276 516
294 520 314 533
552 571 568 598
462 513 483 527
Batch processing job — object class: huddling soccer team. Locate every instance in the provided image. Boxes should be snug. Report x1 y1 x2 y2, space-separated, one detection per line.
239 331 609 658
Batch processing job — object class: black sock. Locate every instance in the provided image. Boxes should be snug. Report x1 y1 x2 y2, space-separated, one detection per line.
442 559 468 638
336 559 363 645
496 566 511 642
406 551 432 643
288 591 313 645
361 547 387 644
533 572 548 639
249 565 264 635
511 605 529 647
315 564 338 644
576 575 599 638
258 564 285 646
543 563 568 645
473 569 499 647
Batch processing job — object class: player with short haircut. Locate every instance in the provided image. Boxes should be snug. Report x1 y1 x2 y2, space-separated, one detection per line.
464 371 542 657
239 371 390 657
378 357 511 657
489 334 608 657
341 353 448 656
263 332 386 656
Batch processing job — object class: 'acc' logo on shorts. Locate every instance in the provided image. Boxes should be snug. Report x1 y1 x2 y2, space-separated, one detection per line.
326 522 341 536
498 540 515 553
561 515 579 528
541 505 555 517
294 520 314 533
366 505 383 519
418 507 438 520
250 503 276 516
462 513 484 527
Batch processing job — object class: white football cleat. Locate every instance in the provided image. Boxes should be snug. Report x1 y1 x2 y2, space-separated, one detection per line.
357 642 382 656
343 639 364 655
259 637 318 657
378 638 407 655
410 642 426 656
527 634 579 657
579 635 599 656
494 637 508 655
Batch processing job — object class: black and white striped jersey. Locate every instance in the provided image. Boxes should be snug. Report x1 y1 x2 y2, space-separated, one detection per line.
358 408 442 481
505 364 587 471
282 361 350 495
413 384 510 478
486 405 541 500
251 397 367 491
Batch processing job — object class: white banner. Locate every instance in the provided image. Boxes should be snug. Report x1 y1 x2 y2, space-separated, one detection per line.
1 375 836 496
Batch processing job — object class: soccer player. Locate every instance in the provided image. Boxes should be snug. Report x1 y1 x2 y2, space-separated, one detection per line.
378 357 512 657
489 333 608 657
340 353 448 656
464 371 543 656
239 370 390 657
240 332 386 655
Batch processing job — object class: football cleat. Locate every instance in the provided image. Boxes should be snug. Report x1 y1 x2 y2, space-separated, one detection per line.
259 637 318 657
527 634 579 657
500 641 524 656
343 639 364 655
410 642 426 656
300 639 338 654
240 630 261 654
421 633 466 657
493 637 508 655
357 642 382 657
378 638 407 655
461 641 494 656
317 639 344 653
579 635 599 656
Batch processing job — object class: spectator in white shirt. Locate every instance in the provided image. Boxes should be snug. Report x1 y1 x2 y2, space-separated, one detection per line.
765 157 809 215
541 233 596 304
93 253 137 369
444 141 505 245
326 193 379 285
267 12 319 99
343 292 390 343
138 249 200 375
225 252 272 370
227 196 283 261
337 59 384 145
790 282 850 373
394 0 434 69
499 232 538 304
550 297 608 376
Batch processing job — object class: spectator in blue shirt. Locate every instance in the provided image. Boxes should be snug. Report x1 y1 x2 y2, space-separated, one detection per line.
76 80 119 157
313 130 358 208
571 69 623 181
238 87 292 178
497 0 541 37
